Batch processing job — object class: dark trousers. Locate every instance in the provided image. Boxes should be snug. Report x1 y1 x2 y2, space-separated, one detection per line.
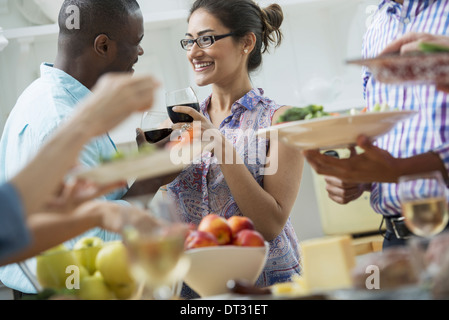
382 220 449 250
382 230 409 250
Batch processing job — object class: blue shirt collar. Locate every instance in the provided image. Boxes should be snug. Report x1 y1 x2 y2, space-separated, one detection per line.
40 63 91 103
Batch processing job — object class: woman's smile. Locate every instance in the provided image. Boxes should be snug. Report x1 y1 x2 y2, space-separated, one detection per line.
193 61 214 72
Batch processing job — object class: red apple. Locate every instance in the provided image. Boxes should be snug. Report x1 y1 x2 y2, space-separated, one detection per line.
233 230 265 247
227 216 255 238
198 214 232 245
184 230 219 250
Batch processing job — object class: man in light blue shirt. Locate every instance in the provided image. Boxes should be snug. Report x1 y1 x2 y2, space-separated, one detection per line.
0 0 145 295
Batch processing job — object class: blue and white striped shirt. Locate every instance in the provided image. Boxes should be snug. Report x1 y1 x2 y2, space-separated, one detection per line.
363 0 449 216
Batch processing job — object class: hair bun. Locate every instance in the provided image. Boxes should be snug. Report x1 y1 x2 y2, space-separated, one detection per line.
260 3 284 52
262 4 284 30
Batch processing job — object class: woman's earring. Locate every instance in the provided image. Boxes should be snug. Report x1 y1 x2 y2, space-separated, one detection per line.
244 49 249 54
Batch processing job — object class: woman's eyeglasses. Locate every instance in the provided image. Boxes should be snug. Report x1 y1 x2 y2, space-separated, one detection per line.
180 33 234 51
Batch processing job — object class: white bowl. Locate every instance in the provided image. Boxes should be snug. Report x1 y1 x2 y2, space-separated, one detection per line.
183 242 269 297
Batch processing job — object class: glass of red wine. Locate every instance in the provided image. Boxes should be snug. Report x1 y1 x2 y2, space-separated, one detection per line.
140 111 173 144
166 87 200 124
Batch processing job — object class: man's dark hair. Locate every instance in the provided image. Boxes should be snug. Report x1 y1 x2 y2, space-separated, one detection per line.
58 0 140 55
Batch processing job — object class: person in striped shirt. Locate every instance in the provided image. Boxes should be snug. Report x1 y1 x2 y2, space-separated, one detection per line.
304 0 449 248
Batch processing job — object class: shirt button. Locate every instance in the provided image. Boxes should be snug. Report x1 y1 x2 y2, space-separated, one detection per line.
403 17 410 24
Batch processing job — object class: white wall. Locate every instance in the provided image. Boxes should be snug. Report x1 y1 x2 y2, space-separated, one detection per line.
0 0 381 241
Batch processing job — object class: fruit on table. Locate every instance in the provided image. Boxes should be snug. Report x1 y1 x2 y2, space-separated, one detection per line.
184 230 219 250
73 236 104 275
233 229 265 247
227 216 255 239
78 271 115 300
107 282 137 300
95 241 136 299
36 239 138 300
197 214 232 245
36 244 81 290
185 215 265 250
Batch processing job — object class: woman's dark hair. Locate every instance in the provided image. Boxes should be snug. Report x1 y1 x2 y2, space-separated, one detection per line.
189 0 284 73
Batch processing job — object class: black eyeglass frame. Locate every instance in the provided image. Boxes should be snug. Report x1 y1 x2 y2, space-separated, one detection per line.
180 33 235 51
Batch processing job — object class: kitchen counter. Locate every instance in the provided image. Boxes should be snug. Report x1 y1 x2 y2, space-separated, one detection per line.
352 234 383 256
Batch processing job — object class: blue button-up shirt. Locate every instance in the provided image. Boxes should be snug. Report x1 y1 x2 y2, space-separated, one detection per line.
0 63 125 293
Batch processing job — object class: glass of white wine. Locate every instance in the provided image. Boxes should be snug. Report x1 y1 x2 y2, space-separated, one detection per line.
123 198 190 300
398 171 449 238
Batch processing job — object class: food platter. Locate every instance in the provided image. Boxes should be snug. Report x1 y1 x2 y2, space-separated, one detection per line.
257 110 417 150
347 52 449 85
74 143 203 185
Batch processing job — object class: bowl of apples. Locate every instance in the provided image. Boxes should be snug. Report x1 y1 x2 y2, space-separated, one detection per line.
183 214 269 298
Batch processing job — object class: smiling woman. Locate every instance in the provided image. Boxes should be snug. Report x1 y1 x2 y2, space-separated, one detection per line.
164 0 305 300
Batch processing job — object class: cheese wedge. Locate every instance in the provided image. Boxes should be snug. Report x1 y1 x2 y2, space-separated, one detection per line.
300 235 355 291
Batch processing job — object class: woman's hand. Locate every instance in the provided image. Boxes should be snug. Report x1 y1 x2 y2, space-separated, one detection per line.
170 106 227 156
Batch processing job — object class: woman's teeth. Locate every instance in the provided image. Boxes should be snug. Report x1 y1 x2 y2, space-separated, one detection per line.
195 62 213 70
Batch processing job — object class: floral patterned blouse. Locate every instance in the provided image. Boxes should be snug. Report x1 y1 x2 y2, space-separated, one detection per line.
167 88 301 295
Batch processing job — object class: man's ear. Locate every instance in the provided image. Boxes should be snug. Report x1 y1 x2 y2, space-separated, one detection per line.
93 34 116 58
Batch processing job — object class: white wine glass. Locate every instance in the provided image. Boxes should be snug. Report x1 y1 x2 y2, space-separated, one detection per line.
398 170 449 238
122 198 190 300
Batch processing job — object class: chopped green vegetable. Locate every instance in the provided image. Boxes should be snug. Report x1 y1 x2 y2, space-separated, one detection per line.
372 102 389 112
277 105 330 123
419 42 449 53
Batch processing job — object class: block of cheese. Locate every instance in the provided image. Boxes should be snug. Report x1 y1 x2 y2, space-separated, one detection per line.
300 235 355 291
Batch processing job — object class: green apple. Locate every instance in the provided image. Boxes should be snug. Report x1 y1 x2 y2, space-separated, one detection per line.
73 236 104 275
36 244 80 289
78 265 89 281
108 282 137 300
78 271 115 300
95 241 136 299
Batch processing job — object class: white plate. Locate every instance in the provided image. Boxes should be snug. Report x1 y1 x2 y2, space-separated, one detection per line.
74 143 203 185
257 110 417 150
